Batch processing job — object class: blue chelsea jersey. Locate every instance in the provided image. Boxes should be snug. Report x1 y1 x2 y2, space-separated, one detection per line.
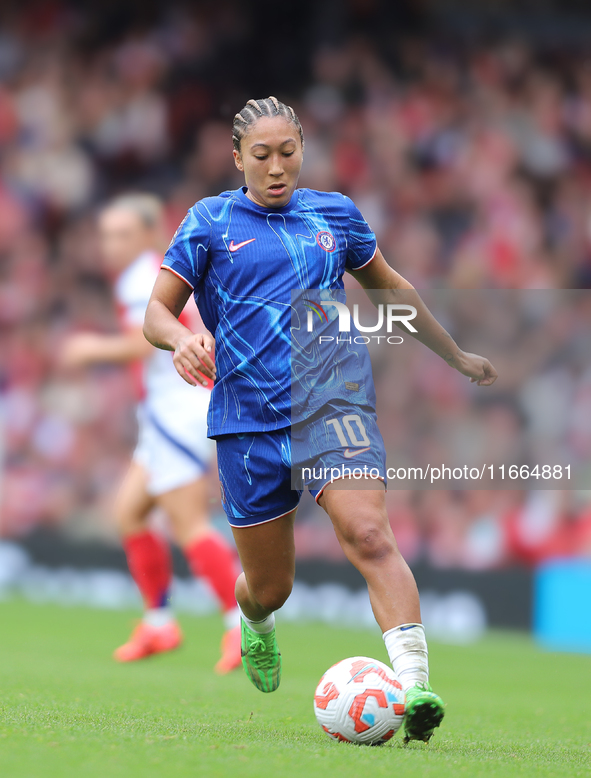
162 186 378 438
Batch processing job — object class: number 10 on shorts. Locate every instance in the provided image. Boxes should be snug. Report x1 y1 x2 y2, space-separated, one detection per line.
326 415 371 448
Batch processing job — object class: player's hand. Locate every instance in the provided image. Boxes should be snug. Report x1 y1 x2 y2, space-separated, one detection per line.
59 334 105 368
173 332 216 387
453 351 498 386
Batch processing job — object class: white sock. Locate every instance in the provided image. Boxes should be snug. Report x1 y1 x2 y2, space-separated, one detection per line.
383 623 429 691
223 606 240 631
143 607 175 628
239 607 275 635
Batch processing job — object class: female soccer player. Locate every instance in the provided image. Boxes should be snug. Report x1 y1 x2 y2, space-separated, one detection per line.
143 98 498 743
61 194 241 673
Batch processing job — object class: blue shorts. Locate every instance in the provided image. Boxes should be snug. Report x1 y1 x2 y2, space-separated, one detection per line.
216 402 386 528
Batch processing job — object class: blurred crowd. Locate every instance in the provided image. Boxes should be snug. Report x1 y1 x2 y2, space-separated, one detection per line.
1 0 591 567
295 488 591 570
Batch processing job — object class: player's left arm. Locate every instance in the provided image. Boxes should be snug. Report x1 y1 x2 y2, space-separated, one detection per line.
60 328 153 368
351 249 498 386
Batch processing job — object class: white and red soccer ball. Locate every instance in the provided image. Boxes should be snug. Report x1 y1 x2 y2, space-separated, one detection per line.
313 656 406 745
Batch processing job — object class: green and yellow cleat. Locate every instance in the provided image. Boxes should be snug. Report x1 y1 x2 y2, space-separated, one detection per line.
403 682 445 743
240 619 282 693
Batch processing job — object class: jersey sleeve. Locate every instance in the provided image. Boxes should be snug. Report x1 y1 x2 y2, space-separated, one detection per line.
114 260 157 328
343 196 378 271
161 203 212 289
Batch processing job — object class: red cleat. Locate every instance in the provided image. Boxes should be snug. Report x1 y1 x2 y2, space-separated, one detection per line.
113 621 183 662
214 625 242 675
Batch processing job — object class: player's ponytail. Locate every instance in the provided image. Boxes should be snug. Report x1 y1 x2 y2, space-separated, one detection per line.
232 97 304 152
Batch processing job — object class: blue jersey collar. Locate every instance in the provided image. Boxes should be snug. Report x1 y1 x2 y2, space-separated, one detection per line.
237 186 299 213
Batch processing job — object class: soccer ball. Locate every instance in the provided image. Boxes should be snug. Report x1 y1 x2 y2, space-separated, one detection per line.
313 656 406 745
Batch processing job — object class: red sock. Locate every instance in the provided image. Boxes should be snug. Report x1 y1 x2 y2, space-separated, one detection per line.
123 531 172 609
184 532 238 613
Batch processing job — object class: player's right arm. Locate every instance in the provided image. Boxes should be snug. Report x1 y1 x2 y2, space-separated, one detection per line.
145 204 215 387
144 268 215 387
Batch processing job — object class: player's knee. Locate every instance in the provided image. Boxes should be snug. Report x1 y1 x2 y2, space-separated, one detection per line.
113 504 146 535
344 520 396 564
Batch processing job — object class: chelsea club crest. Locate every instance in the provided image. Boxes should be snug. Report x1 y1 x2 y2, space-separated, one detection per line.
316 231 336 252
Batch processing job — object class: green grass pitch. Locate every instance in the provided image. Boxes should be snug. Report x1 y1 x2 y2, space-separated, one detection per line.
0 600 589 778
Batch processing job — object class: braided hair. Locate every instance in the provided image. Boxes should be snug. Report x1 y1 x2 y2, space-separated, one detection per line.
232 96 304 153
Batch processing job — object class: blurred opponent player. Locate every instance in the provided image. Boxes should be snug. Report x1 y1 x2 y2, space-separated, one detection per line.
61 194 241 673
144 98 498 743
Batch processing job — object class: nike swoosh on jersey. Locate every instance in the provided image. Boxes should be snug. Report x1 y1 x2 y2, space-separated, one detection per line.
228 238 256 252
343 446 371 458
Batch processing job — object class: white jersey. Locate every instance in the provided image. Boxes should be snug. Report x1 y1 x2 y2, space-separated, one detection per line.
114 250 214 495
114 250 190 398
